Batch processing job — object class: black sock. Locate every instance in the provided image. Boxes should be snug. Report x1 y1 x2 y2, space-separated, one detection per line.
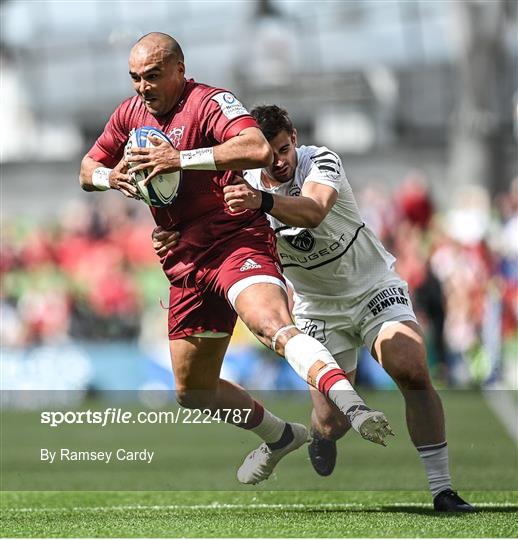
267 423 294 450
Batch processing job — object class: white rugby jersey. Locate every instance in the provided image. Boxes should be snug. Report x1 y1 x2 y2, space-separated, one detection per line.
244 145 397 303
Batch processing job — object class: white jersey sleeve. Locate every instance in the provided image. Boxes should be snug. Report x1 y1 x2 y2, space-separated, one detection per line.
299 146 343 193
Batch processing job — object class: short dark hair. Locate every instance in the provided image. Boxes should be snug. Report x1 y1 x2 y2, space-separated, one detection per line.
250 105 294 141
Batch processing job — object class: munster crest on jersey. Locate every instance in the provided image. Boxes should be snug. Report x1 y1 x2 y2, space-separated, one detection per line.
284 229 315 252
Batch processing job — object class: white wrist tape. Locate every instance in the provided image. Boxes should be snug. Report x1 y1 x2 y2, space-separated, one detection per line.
179 147 216 170
91 167 112 190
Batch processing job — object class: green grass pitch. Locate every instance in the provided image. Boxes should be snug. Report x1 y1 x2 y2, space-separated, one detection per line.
2 490 517 537
1 390 517 537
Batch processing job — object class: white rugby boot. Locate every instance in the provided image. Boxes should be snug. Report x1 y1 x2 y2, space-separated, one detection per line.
237 423 309 484
345 405 395 446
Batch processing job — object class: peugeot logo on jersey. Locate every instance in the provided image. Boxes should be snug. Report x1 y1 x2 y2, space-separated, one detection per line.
284 229 315 252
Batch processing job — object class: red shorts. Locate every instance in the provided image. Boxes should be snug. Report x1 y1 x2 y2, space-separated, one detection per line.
167 244 285 340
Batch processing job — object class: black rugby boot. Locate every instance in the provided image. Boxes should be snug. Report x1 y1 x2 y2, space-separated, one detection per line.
308 430 337 477
433 489 476 512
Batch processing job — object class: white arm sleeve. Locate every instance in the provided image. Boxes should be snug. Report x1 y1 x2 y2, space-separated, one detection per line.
304 147 344 193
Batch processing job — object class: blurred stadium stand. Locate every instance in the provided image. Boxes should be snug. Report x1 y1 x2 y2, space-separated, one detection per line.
1 1 517 208
1 0 517 392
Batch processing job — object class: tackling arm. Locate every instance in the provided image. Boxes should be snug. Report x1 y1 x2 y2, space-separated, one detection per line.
268 181 337 228
223 178 337 228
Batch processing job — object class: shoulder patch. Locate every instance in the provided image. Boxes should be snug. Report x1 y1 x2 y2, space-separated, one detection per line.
310 149 340 175
212 92 249 120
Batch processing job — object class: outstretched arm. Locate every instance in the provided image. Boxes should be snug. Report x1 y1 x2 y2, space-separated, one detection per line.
223 177 337 228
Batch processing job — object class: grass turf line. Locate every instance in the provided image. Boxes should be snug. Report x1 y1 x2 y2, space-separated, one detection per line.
1 490 517 538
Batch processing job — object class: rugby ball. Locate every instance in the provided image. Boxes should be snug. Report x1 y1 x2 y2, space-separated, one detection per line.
125 126 181 207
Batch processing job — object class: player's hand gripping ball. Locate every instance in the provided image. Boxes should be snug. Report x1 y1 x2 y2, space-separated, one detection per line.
125 127 181 207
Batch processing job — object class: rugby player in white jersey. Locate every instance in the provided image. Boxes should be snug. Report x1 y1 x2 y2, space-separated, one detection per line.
153 105 474 511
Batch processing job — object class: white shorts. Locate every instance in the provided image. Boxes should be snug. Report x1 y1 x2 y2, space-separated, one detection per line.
293 277 418 373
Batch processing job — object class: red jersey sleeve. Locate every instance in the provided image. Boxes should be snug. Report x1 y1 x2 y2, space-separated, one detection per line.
198 90 258 143
87 102 130 168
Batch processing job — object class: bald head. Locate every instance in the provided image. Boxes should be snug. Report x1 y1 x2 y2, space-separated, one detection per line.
131 32 184 64
128 32 186 117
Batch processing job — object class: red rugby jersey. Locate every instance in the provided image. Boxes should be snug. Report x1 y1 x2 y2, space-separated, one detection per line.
88 79 274 283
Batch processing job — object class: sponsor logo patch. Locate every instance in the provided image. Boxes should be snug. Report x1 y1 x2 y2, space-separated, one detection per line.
367 287 409 316
298 318 326 343
284 229 315 252
212 92 249 120
240 258 262 272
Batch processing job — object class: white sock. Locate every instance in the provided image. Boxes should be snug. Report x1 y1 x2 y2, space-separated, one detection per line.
417 442 452 497
284 333 365 414
251 407 286 444
239 400 287 445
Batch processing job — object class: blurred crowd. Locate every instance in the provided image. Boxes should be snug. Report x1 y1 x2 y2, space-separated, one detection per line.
1 194 166 344
359 173 517 386
2 174 517 388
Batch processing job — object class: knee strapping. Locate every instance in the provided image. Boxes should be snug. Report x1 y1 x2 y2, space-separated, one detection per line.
271 324 297 352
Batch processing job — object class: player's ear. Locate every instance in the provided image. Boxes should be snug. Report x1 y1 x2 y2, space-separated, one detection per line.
291 129 297 146
176 61 185 76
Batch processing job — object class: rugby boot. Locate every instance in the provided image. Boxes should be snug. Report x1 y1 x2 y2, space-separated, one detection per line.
433 489 476 512
237 423 309 484
308 430 337 476
345 405 395 446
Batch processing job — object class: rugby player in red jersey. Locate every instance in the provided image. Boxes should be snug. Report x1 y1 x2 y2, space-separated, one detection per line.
79 32 392 484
